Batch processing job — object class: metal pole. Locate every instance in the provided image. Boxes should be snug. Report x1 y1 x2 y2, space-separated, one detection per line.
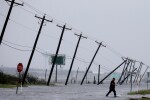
130 61 136 83
45 69 47 81
123 60 130 81
130 72 133 92
120 68 137 85
22 15 46 85
75 67 79 83
135 63 143 83
55 65 57 83
133 62 142 83
98 60 127 85
140 66 149 83
47 25 71 85
126 60 133 83
147 75 148 89
65 34 86 85
117 61 127 84
147 72 149 89
81 42 105 85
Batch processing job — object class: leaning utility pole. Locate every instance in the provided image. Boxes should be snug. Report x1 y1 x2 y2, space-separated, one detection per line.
117 60 128 84
126 59 133 83
140 66 149 82
98 60 127 85
133 62 143 83
0 0 23 45
47 24 71 86
65 33 87 85
81 41 106 85
22 15 52 85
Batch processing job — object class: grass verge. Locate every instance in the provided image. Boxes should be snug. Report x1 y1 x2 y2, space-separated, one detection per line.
0 84 16 88
128 89 150 95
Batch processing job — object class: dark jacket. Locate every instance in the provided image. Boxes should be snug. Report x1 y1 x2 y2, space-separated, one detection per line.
110 80 115 90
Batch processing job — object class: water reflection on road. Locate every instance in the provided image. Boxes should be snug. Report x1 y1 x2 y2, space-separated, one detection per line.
0 83 148 100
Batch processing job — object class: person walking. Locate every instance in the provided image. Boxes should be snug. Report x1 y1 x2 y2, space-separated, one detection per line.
106 78 116 97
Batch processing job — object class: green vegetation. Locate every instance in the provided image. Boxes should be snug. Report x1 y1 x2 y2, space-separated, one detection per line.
0 70 18 85
0 84 16 88
0 69 47 88
141 98 150 100
128 89 150 95
129 98 150 100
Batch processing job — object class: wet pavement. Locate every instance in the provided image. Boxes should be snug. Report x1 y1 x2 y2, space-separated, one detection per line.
0 83 149 100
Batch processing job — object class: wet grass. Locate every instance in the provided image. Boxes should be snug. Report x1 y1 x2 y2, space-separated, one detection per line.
129 98 150 100
128 89 150 95
0 84 16 88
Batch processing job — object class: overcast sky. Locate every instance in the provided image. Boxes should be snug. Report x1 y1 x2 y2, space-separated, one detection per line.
0 0 150 74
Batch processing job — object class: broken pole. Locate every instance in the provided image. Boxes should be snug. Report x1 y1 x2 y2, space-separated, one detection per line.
98 60 127 85
140 66 149 82
117 60 127 84
81 41 105 85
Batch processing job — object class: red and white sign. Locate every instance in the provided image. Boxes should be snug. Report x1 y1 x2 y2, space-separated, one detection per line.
17 63 23 72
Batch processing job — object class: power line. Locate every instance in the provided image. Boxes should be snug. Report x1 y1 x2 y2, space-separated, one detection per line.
19 0 44 16
0 1 125 60
2 42 32 51
0 12 60 40
1 1 144 68
3 39 32 48
1 39 120 72
106 45 124 58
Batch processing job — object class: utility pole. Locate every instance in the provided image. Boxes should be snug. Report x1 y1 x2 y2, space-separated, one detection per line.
22 15 52 85
97 65 100 84
122 59 130 82
140 66 149 82
65 33 87 85
98 60 127 85
120 68 137 85
47 24 71 86
134 62 143 83
81 41 106 85
117 60 127 84
130 60 136 83
126 59 133 83
0 0 23 45
86 67 88 84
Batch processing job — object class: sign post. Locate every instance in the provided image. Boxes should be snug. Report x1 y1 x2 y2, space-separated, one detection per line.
49 54 65 83
16 63 23 94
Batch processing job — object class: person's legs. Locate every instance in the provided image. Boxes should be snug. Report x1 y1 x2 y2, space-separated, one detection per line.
113 89 116 97
106 90 112 96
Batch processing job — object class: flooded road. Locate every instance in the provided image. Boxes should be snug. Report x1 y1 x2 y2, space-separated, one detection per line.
0 83 148 100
